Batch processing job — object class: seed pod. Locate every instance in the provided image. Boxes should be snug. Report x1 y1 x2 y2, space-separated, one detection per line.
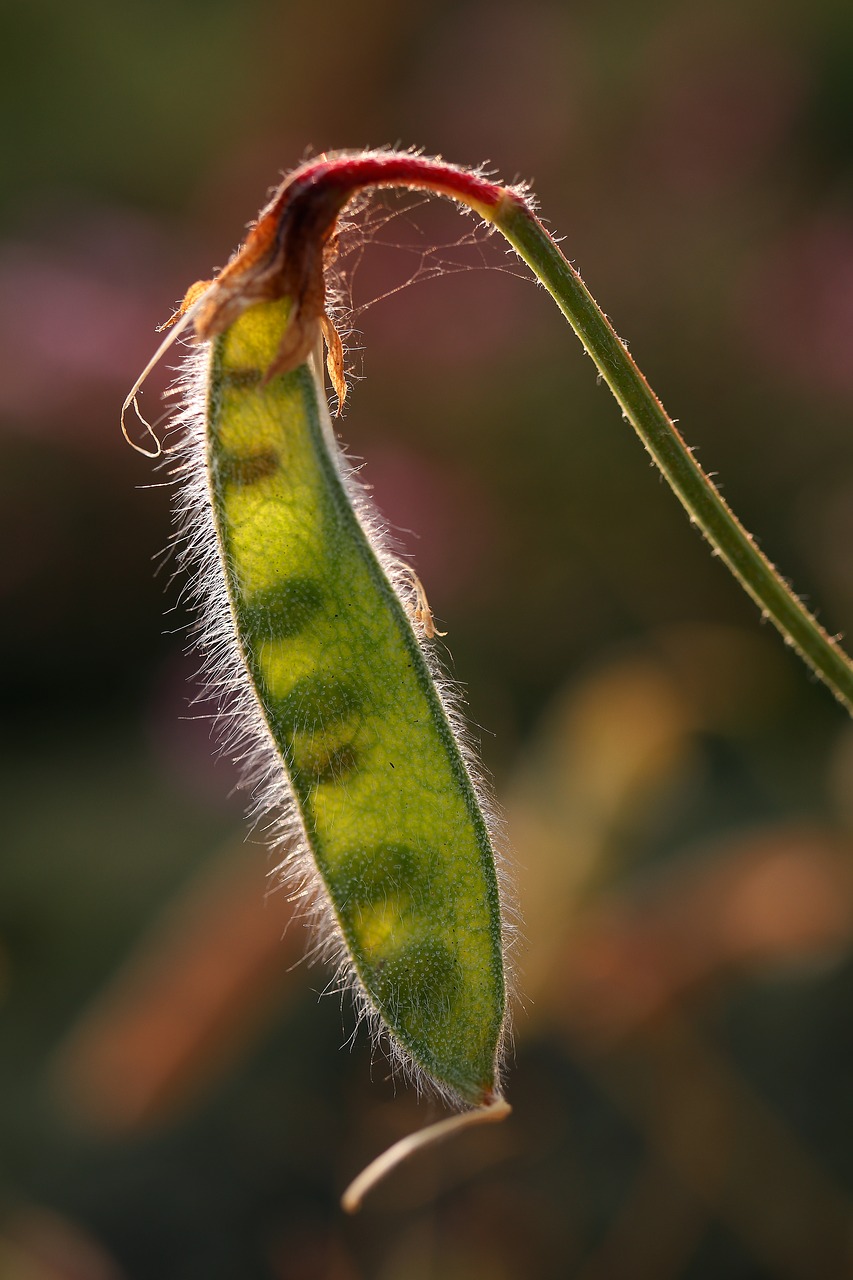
190 295 508 1105
123 155 518 1204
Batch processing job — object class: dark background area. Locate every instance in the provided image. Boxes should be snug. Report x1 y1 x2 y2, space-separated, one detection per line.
3 1 853 1276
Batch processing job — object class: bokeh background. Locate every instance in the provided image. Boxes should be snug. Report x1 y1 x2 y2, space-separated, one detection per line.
3 1 853 1276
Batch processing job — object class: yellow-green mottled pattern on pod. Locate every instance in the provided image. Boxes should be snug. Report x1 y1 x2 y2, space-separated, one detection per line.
206 299 505 1103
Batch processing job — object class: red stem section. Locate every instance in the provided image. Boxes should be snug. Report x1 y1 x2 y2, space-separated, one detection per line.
272 151 508 217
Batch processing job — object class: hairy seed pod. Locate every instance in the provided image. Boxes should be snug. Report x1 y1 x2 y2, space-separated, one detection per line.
122 155 523 1203
194 297 509 1105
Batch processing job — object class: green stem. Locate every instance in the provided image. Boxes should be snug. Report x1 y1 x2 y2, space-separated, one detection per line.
496 195 853 714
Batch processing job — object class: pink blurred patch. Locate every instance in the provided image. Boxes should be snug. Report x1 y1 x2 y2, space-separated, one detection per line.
0 204 188 439
359 444 504 607
0 249 148 415
737 211 853 396
335 189 545 369
145 651 245 809
364 261 543 368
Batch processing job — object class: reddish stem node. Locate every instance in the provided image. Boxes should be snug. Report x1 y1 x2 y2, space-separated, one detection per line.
191 151 524 399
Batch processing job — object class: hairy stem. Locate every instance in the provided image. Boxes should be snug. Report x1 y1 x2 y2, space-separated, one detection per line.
493 193 853 712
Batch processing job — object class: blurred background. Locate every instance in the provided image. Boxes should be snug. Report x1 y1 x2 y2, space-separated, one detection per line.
3 0 853 1276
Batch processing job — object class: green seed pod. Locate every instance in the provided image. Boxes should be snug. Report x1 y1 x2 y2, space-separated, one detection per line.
170 295 510 1109
120 154 522 1203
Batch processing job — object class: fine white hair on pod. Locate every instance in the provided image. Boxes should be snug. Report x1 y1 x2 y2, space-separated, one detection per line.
160 330 516 1111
